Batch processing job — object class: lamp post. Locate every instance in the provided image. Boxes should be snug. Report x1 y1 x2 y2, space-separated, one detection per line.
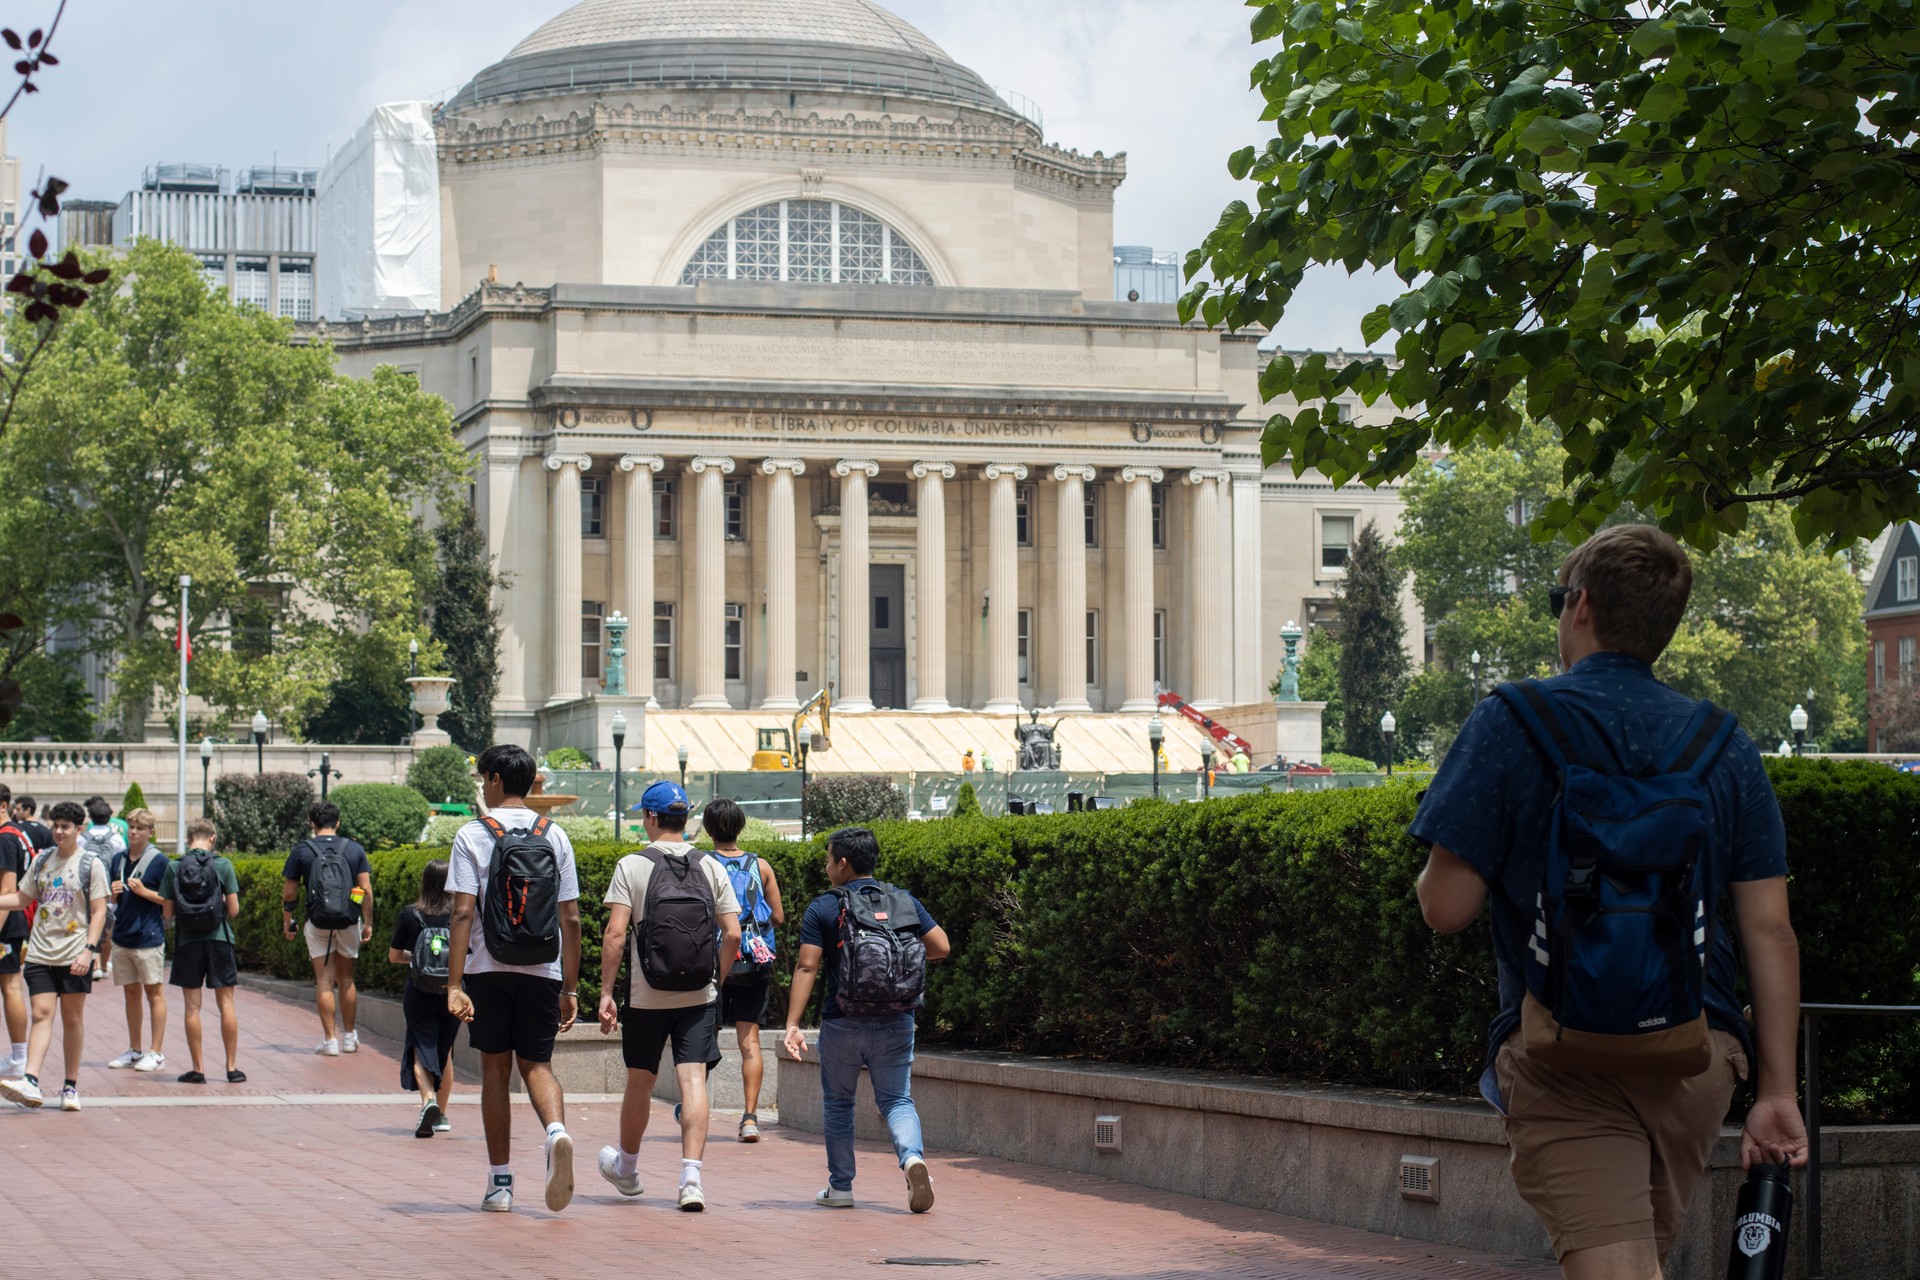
1470 650 1483 701
1147 716 1164 799
1790 703 1809 756
306 751 342 799
677 742 690 789
251 710 269 775
1202 744 1214 801
199 738 213 816
408 638 420 735
610 712 627 839
1380 710 1397 778
798 724 813 839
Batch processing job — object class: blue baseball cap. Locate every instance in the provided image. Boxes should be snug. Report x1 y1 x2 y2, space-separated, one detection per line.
636 780 690 815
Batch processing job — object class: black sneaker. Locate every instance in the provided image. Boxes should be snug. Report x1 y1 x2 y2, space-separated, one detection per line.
226 1069 247 1083
417 1102 442 1138
177 1070 207 1084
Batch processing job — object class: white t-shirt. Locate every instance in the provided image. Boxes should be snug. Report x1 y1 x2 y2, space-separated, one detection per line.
447 807 581 982
604 842 740 1011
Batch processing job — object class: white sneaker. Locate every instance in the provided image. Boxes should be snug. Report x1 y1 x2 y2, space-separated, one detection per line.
59 1085 80 1112
107 1049 142 1069
482 1174 513 1213
597 1145 644 1197
314 1038 340 1057
815 1186 855 1208
342 1031 359 1054
904 1156 935 1214
134 1052 165 1073
678 1181 706 1212
544 1129 575 1212
1 1077 43 1108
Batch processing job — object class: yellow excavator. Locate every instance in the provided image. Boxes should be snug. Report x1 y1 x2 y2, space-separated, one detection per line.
750 684 833 770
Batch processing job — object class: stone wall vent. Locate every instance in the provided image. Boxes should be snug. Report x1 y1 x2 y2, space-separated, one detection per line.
1399 1155 1439 1203
1093 1115 1122 1153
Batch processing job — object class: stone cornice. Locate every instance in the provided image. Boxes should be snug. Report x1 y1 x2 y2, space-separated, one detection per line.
527 382 1234 426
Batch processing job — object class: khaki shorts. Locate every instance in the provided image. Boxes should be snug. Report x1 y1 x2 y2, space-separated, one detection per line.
111 945 166 986
304 921 363 960
1494 1028 1748 1261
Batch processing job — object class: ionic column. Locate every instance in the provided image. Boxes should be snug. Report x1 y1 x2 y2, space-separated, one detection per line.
983 462 1027 714
760 458 807 711
618 454 665 709
910 461 956 711
545 452 591 705
1052 465 1096 712
836 459 880 714
1230 472 1264 705
1119 466 1163 713
686 456 734 710
1187 468 1230 708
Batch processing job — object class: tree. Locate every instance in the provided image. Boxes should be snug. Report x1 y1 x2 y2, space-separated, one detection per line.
1287 626 1344 754
1184 0 1920 549
1336 521 1409 763
1872 680 1920 752
0 650 91 741
429 502 503 753
0 241 469 738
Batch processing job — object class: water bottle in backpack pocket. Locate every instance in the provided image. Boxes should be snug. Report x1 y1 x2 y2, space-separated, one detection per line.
635 847 719 991
173 850 225 934
304 838 361 931
410 921 453 994
479 816 563 966
832 882 927 1016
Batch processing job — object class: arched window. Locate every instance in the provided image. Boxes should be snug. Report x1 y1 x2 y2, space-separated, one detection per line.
682 200 935 286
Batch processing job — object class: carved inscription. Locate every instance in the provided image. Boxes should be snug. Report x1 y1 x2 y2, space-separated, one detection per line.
726 412 1064 439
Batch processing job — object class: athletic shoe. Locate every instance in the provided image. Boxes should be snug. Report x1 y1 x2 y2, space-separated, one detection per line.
417 1102 441 1139
342 1031 359 1054
314 1038 340 1057
738 1113 761 1143
432 1111 451 1133
544 1129 575 1212
904 1156 935 1214
482 1174 513 1213
59 1085 80 1112
0 1077 43 1108
678 1181 706 1212
177 1071 207 1084
90 968 106 982
814 1187 855 1208
226 1069 247 1083
134 1052 165 1073
597 1146 644 1197
107 1048 142 1069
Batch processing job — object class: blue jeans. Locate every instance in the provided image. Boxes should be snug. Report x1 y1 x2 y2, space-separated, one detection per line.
817 1013 924 1192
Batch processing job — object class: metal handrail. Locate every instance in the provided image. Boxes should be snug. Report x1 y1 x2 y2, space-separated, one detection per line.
1799 1002 1920 1278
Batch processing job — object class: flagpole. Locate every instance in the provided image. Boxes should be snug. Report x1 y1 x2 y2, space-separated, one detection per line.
177 574 190 856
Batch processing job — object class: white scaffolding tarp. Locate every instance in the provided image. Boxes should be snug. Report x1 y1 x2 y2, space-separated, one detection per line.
316 102 440 317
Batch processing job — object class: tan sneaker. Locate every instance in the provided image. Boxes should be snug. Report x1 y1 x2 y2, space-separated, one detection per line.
904 1156 935 1213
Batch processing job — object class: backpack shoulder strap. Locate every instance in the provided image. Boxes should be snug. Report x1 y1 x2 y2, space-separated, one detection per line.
1659 700 1739 780
1492 679 1587 772
530 815 552 840
479 815 508 843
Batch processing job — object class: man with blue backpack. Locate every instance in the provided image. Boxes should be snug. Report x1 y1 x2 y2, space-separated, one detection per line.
704 797 785 1143
1412 524 1808 1280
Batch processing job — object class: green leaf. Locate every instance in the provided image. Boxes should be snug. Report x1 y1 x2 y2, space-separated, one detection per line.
1228 146 1258 181
1388 293 1429 332
1413 218 1440 257
1436 321 1478 365
1360 304 1392 346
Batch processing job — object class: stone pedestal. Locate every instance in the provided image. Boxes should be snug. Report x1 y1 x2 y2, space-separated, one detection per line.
1275 701 1327 766
537 696 649 769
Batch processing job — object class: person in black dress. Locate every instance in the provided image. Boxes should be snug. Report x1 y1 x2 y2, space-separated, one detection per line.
388 859 461 1138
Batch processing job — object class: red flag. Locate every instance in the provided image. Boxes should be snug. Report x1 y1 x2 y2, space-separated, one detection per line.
175 615 193 663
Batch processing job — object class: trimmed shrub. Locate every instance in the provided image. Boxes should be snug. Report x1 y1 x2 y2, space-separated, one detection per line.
949 780 982 818
406 744 476 809
212 772 314 854
332 783 431 850
120 782 147 816
803 774 907 831
543 747 591 770
1320 751 1380 773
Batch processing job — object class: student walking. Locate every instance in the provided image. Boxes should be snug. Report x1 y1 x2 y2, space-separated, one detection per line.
783 826 950 1213
282 801 375 1056
80 797 126 981
388 858 460 1138
10 796 53 852
446 744 583 1214
704 797 783 1142
595 781 741 1211
0 783 31 1079
105 809 169 1073
0 800 110 1110
163 819 244 1084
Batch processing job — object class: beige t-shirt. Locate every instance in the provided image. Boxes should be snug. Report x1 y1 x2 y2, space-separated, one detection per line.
604 843 740 1011
21 848 110 967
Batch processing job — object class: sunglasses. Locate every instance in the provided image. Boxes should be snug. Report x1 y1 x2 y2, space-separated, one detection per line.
1548 585 1583 618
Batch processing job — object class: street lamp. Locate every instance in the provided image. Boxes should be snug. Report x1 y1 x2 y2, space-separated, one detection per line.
408 638 420 734
677 741 690 789
1790 703 1809 756
1470 650 1483 701
1202 744 1214 801
610 712 627 841
306 751 342 799
1380 710 1397 778
251 710 269 774
199 738 213 816
798 724 813 839
1147 716 1164 799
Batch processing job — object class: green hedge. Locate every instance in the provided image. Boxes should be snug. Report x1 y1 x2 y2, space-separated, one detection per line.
332 783 432 851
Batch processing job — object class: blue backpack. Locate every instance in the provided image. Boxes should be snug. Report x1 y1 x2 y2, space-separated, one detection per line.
1496 679 1737 1076
716 852 774 985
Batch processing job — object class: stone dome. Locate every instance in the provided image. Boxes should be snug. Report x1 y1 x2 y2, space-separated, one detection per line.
507 0 954 65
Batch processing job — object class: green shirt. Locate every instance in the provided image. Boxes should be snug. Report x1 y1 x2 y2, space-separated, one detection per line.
160 853 240 945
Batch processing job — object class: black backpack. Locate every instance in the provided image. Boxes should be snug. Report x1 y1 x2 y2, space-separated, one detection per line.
173 850 225 934
479 815 562 966
832 881 927 1016
302 837 360 930
634 847 719 992
409 913 453 993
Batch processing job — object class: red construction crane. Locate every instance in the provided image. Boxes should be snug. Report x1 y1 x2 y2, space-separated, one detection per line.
1155 688 1256 759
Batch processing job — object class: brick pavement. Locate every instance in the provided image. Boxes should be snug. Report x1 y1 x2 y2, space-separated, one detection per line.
4 986 1557 1279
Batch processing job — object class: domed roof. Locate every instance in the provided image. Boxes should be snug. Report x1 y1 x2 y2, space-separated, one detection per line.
508 0 954 65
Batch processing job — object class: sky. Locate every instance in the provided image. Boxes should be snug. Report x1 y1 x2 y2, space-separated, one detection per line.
6 0 1397 349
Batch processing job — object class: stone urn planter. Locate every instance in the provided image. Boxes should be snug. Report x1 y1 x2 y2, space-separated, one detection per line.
406 676 457 747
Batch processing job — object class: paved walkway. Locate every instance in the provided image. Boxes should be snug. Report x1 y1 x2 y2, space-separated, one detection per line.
6 986 1555 1279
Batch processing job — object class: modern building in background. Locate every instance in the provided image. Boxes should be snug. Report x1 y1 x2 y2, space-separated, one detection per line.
1113 245 1181 304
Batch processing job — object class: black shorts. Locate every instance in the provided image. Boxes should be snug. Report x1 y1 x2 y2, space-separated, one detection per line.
621 1002 720 1073
465 972 563 1062
170 940 239 990
24 962 91 996
720 977 771 1028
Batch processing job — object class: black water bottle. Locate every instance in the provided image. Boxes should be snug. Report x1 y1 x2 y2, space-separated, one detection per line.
1726 1160 1793 1279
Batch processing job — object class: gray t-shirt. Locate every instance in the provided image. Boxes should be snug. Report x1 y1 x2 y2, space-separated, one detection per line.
604 843 740 1011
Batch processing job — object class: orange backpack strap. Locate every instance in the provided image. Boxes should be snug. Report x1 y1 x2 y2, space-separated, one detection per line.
530 815 551 839
480 815 507 842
